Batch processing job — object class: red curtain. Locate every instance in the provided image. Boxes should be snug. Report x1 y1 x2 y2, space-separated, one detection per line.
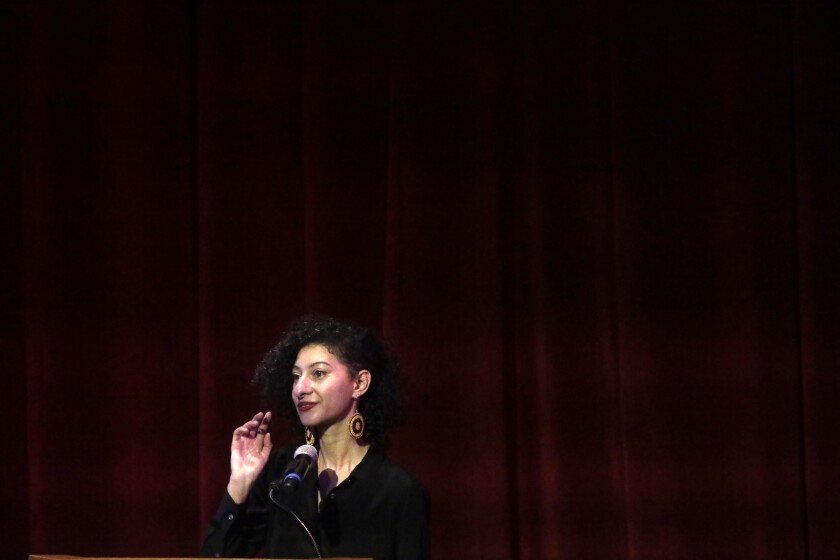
3 1 839 559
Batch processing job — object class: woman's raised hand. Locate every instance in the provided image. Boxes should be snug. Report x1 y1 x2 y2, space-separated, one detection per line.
226 411 273 504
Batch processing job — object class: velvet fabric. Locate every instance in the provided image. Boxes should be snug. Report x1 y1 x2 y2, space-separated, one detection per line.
3 1 839 559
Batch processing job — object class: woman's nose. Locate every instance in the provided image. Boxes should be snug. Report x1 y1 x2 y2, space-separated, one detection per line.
295 375 312 395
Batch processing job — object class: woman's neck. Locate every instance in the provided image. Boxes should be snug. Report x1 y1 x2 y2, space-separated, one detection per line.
315 426 369 501
317 425 369 473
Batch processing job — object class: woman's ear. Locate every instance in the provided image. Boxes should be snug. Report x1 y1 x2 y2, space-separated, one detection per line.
354 370 372 398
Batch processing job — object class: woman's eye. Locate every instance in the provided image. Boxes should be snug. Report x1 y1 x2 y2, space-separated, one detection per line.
314 370 325 378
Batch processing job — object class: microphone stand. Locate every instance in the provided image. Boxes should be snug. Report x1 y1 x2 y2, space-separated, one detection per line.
268 484 323 559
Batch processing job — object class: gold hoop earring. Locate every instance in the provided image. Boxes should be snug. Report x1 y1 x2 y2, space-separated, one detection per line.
304 426 316 446
348 412 365 440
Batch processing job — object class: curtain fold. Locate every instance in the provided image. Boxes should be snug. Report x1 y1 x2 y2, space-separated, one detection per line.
795 1 840 558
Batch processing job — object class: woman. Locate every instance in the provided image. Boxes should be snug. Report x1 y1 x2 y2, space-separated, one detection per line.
201 315 429 560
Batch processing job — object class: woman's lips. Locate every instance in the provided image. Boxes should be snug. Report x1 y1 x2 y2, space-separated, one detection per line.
298 402 316 412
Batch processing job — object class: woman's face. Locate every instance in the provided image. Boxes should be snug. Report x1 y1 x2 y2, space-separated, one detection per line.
291 343 360 430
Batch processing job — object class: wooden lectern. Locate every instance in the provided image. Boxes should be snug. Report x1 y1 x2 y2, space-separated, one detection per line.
29 554 373 560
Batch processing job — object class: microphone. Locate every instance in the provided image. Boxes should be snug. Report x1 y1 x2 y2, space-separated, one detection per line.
268 444 323 558
271 444 318 494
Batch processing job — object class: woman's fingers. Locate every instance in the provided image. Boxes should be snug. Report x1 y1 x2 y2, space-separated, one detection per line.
249 412 265 437
256 411 272 435
232 412 270 440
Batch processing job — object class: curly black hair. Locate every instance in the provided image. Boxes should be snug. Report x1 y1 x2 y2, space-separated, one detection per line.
252 314 404 450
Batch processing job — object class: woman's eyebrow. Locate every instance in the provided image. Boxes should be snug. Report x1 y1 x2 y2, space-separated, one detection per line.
293 361 332 370
308 361 331 368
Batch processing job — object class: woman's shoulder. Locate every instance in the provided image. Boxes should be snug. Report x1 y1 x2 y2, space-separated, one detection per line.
372 454 429 520
370 452 427 496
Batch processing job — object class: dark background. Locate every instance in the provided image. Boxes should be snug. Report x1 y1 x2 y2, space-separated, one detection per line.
3 1 839 559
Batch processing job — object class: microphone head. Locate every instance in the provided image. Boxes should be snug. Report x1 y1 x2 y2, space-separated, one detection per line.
269 445 320 496
294 444 318 463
